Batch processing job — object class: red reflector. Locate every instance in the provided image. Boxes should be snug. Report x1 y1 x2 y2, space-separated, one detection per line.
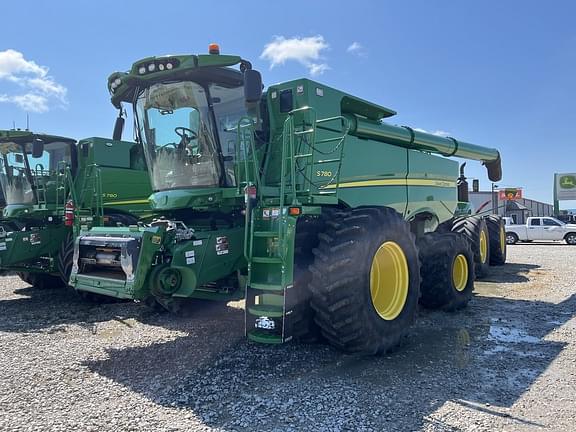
245 185 257 200
288 207 301 216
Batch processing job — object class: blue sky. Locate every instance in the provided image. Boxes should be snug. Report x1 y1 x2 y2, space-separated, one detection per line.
1 1 575 207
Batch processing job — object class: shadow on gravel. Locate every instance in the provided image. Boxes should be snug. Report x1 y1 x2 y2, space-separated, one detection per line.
480 262 540 284
85 289 576 431
0 282 155 333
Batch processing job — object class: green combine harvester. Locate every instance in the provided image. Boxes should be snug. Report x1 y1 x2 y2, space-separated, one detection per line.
70 44 506 353
0 129 151 292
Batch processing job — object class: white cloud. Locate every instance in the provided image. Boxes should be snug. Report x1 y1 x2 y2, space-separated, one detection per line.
0 94 49 113
414 128 451 137
347 42 367 57
260 36 330 76
0 49 67 113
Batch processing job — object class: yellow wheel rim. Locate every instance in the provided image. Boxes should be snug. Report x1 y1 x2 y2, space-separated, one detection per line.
499 225 506 253
370 241 409 321
452 254 469 292
479 229 488 263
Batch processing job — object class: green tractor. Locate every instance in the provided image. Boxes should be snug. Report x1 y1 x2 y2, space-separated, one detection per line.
70 45 506 353
0 129 152 291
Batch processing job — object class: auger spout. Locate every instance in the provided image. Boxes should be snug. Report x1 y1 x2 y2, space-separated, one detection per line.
344 114 502 181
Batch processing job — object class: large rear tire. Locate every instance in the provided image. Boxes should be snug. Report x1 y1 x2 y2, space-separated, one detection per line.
309 207 420 355
452 216 490 278
418 232 475 311
289 215 325 342
486 215 507 265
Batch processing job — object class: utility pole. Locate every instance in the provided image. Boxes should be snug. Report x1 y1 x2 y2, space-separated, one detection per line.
491 183 499 214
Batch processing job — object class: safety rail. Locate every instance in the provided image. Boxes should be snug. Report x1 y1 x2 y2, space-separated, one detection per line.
55 162 76 212
233 117 262 262
276 107 348 257
77 164 104 229
280 107 349 209
235 116 261 196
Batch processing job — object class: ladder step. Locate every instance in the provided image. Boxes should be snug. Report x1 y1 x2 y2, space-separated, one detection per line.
293 153 313 159
247 304 283 317
247 331 283 344
251 257 283 264
293 129 314 136
249 282 284 292
316 158 341 164
253 231 278 238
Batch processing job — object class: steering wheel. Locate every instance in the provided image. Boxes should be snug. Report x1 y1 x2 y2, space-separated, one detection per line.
174 127 198 140
160 143 178 150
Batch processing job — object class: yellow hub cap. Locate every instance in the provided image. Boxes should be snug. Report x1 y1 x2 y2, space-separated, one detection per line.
499 225 506 253
479 229 488 263
452 254 469 292
370 241 409 321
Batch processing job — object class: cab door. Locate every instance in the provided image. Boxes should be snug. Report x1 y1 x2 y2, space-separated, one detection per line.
527 218 544 240
542 218 565 240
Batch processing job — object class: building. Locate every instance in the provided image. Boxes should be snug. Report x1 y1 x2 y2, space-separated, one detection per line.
469 191 553 224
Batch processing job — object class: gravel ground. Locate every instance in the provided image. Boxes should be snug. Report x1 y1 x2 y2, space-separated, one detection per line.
0 242 575 431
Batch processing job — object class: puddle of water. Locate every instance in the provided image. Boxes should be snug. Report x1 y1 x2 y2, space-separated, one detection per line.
487 324 540 344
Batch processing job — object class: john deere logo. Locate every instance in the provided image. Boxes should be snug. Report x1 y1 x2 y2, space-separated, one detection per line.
560 175 576 189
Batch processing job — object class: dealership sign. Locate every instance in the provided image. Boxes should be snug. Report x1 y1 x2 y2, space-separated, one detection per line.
556 173 576 200
499 188 523 201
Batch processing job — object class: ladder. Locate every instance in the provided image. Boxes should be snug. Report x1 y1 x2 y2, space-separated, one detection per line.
244 107 349 343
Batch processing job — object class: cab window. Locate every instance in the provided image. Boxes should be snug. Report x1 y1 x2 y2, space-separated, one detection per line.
543 218 560 226
530 219 541 226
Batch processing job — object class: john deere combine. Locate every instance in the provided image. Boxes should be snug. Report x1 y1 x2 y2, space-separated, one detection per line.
70 45 506 353
0 129 151 290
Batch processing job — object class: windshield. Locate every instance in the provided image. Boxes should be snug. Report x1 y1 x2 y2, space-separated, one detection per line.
0 141 72 205
135 81 251 192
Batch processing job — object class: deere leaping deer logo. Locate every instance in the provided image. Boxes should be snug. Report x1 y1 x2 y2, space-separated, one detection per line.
560 175 576 189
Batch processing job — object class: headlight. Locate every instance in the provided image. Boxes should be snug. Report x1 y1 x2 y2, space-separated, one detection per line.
114 78 122 86
166 62 173 70
148 63 156 72
138 66 146 74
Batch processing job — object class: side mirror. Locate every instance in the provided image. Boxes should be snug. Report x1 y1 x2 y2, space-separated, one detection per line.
244 69 263 103
32 139 44 158
113 115 125 141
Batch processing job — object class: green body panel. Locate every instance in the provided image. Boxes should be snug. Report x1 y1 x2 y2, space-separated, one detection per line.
0 131 151 277
71 222 245 301
71 51 502 344
0 225 67 269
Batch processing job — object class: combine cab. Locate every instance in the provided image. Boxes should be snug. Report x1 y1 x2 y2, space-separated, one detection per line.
0 130 151 291
71 44 506 353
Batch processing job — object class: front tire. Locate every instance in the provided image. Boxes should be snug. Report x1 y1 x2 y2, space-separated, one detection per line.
565 233 576 245
309 207 420 355
418 232 475 311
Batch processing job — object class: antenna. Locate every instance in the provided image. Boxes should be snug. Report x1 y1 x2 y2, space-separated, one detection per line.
12 121 16 130
26 114 29 131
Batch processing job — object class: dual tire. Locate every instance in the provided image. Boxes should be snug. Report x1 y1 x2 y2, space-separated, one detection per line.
452 216 491 278
418 232 475 311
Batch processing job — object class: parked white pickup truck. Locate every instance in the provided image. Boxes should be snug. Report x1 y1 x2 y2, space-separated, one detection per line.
505 217 576 245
